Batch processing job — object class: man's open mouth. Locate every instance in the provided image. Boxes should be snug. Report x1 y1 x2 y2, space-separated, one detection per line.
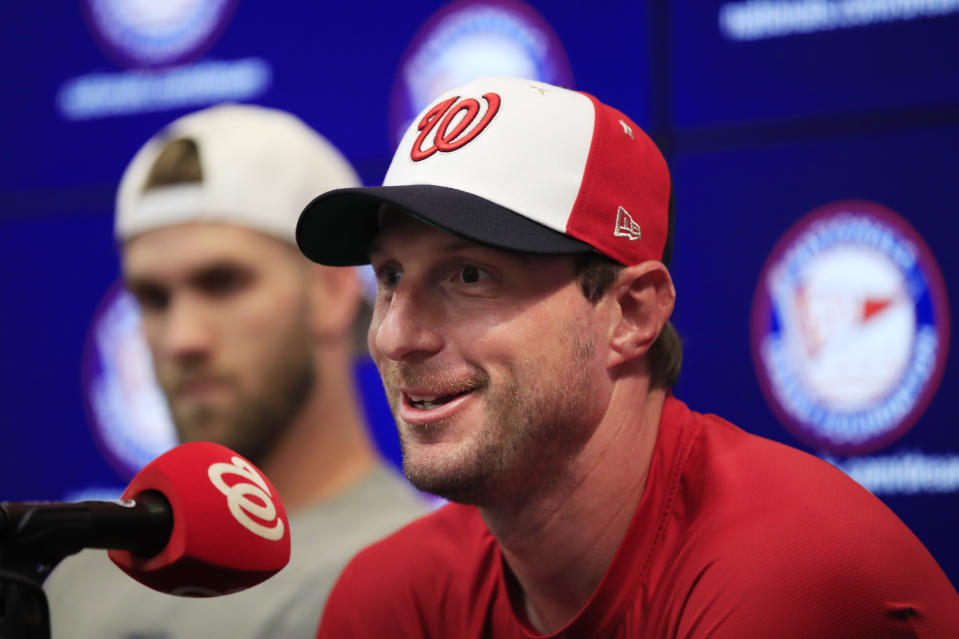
406 390 471 411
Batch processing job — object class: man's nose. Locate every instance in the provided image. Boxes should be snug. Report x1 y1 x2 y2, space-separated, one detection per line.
370 285 443 363
160 296 214 362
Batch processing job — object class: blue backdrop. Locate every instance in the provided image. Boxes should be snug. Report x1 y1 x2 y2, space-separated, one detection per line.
2 0 957 585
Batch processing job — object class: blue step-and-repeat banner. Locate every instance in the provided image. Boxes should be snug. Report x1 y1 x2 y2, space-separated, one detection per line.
2 0 957 582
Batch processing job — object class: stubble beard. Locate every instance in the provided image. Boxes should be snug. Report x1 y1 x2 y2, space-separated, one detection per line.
389 328 598 507
166 330 315 468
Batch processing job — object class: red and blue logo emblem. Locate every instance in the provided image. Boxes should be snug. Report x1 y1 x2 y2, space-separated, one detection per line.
82 0 238 69
388 0 573 149
751 200 950 455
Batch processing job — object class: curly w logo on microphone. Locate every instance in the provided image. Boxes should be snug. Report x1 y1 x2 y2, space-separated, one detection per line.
208 457 286 541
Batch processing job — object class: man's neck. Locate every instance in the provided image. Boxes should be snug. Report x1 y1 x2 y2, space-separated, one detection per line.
258 349 377 514
480 383 666 635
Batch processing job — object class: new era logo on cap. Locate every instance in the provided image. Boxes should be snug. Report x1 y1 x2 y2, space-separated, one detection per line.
296 76 672 268
614 207 641 241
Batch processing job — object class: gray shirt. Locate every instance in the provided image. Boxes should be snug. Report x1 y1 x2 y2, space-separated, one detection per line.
43 464 428 639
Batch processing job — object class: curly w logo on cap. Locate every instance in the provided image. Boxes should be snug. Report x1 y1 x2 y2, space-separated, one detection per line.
411 93 502 161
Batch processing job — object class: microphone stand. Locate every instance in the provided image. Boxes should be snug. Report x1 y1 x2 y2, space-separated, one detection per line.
0 500 97 639
0 550 62 639
0 494 171 639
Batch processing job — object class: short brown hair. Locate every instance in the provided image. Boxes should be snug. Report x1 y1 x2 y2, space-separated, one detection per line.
143 137 203 191
575 253 682 388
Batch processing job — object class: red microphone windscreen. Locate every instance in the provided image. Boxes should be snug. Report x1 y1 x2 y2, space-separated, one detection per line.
108 442 290 597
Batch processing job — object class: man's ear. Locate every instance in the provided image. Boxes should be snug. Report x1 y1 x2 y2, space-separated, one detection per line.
607 262 675 368
307 265 362 342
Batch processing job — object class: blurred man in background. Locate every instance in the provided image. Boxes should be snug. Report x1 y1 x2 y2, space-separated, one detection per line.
44 103 426 638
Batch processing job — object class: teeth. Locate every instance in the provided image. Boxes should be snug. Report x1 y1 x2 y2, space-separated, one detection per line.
408 393 438 403
407 387 474 411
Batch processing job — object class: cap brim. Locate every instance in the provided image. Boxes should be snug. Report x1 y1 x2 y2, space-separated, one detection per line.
296 184 594 266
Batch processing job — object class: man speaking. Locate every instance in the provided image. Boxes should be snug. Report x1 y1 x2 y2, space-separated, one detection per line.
296 77 959 638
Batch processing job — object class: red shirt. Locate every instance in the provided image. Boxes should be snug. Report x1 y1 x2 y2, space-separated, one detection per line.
318 397 959 638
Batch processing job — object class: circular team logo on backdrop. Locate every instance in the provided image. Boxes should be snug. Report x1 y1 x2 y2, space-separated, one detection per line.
388 0 573 148
81 280 178 480
82 0 239 68
751 201 950 455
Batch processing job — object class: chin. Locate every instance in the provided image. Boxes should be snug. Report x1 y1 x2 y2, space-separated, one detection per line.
173 415 231 446
400 452 494 506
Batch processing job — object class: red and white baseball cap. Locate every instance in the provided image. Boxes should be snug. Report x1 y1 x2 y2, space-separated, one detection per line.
296 76 672 267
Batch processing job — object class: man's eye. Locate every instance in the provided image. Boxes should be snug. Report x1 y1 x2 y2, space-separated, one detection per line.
130 286 169 312
197 268 249 296
377 267 402 288
458 265 489 284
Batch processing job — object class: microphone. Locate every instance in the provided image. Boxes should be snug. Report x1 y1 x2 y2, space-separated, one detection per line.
1 442 290 597
0 490 172 559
